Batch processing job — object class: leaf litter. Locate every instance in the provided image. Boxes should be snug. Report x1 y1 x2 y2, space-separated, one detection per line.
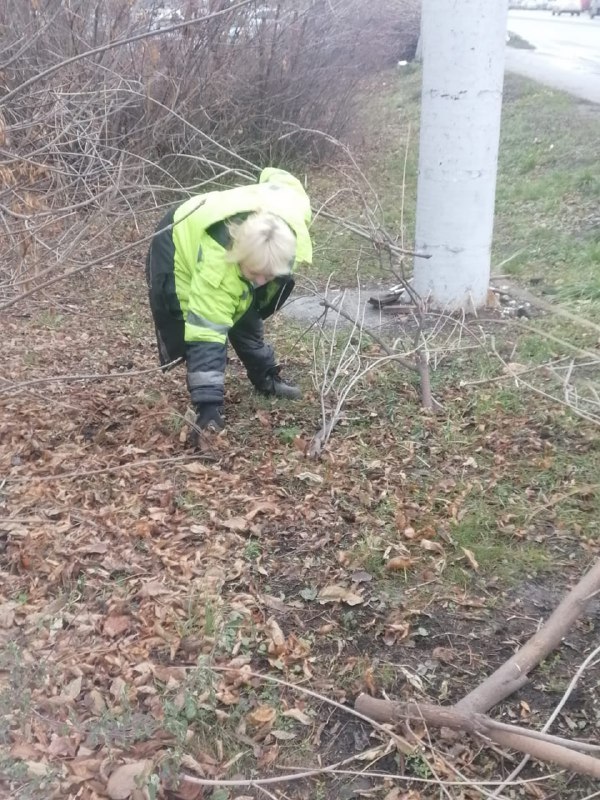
1 264 599 799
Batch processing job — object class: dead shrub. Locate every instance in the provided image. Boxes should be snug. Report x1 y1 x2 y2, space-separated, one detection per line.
0 0 419 292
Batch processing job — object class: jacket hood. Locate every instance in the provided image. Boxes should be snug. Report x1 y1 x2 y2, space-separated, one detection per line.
258 168 312 226
174 169 313 266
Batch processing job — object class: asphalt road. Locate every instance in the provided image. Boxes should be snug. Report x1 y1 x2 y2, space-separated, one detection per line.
506 10 600 103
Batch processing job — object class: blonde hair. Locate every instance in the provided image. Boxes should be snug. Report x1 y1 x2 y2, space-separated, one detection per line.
227 212 296 280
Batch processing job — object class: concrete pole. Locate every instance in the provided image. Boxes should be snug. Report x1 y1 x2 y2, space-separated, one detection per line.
413 0 509 311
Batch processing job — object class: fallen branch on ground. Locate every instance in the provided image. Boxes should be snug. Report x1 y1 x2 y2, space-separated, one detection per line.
354 695 600 776
0 360 183 395
320 297 419 374
455 557 600 714
308 286 438 458
199 667 555 797
489 338 600 426
487 641 600 798
355 558 600 779
5 453 215 483
308 290 446 457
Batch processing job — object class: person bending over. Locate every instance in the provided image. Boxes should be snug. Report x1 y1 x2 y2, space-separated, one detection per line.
146 168 312 432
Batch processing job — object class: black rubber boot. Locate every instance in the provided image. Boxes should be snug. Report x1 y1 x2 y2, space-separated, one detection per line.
255 367 302 400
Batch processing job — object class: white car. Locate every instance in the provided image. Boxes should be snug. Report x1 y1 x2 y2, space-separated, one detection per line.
551 0 585 15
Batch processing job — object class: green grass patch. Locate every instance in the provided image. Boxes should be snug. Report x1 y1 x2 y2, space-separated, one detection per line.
450 509 550 581
309 70 600 330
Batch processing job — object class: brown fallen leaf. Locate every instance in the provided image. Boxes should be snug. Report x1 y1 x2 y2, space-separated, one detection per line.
68 756 101 780
10 741 39 760
256 743 280 769
350 570 373 584
48 735 77 757
137 580 170 598
0 602 17 628
152 665 187 684
110 676 128 699
246 705 277 728
266 617 286 656
103 614 131 637
180 751 218 778
354 743 393 761
255 409 272 428
179 753 207 776
171 780 204 800
293 435 309 453
317 584 364 606
385 556 414 572
520 700 531 718
296 471 323 485
385 790 421 800
76 542 109 555
420 539 445 555
395 509 408 530
106 760 154 800
245 501 279 520
182 462 209 476
282 707 312 726
260 594 288 613
49 675 82 705
219 516 249 533
432 646 455 664
189 523 210 536
383 622 411 646
461 547 479 571
270 729 296 741
383 790 402 800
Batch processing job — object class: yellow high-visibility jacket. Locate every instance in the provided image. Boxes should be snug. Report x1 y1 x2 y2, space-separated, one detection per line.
170 168 312 406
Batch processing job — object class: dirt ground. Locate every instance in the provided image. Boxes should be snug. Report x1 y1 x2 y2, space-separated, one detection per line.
1 263 599 800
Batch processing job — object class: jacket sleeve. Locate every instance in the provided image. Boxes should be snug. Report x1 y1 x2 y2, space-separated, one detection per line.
185 264 238 408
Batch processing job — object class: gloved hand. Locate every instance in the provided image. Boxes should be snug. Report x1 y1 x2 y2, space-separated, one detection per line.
194 404 225 432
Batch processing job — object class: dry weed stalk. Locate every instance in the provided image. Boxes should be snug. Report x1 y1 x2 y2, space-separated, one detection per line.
488 335 600 427
307 274 447 458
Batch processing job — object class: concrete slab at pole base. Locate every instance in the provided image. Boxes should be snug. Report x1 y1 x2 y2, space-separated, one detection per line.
413 0 508 313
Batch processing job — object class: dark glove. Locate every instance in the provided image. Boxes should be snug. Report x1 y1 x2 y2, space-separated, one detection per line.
254 276 295 320
195 404 225 432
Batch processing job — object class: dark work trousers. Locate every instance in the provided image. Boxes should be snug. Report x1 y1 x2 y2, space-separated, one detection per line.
146 209 184 367
145 212 276 384
228 308 276 386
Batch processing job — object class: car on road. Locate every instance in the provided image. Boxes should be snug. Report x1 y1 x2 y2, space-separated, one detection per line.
510 0 547 7
517 0 549 7
590 0 600 16
550 0 590 14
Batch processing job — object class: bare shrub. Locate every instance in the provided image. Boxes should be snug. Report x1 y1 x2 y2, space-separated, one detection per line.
0 0 419 295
